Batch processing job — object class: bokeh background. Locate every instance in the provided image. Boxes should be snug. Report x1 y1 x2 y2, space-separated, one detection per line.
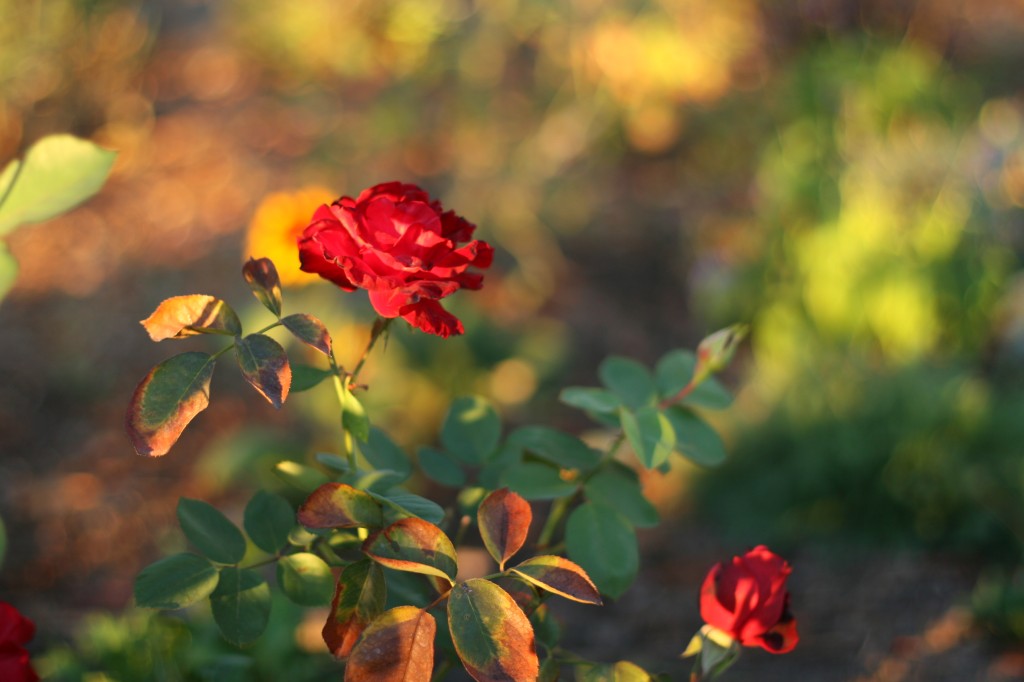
3 0 1024 679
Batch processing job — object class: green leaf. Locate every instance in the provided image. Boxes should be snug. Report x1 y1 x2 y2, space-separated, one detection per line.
134 553 219 609
243 490 294 554
500 461 578 501
177 498 247 565
273 460 330 492
362 518 458 584
345 606 436 681
417 446 466 487
323 559 386 658
558 387 623 414
341 383 370 442
478 488 532 570
506 426 600 471
584 463 659 528
291 364 333 392
360 427 413 478
576 661 656 682
282 313 332 356
447 579 539 682
620 406 675 469
655 350 733 409
355 470 407 493
565 503 638 599
510 556 602 605
141 295 242 341
277 552 335 606
316 452 350 472
242 257 282 317
0 243 17 302
441 396 501 465
126 351 216 457
598 357 656 409
210 567 271 647
0 134 116 235
664 407 727 467
368 492 447 526
298 482 383 529
235 333 291 409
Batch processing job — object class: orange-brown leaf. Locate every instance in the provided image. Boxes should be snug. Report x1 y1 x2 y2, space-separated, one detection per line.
323 560 386 659
243 257 283 317
234 333 291 408
363 518 458 584
141 295 241 341
344 606 435 682
298 483 383 529
511 555 602 605
125 351 215 457
477 488 532 570
448 579 539 682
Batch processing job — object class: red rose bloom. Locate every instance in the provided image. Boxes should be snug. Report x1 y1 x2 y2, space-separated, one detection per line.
699 545 798 654
0 602 39 682
298 182 493 338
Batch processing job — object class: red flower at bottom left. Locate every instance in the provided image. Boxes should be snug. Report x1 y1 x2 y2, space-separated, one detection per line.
0 602 39 682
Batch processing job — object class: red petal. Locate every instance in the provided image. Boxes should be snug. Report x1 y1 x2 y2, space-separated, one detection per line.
756 598 798 654
399 300 464 338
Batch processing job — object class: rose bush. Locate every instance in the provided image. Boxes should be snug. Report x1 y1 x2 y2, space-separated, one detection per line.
298 181 493 337
0 602 38 682
700 545 798 654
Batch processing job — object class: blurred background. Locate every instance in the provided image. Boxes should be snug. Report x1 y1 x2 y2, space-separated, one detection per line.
2 0 1024 679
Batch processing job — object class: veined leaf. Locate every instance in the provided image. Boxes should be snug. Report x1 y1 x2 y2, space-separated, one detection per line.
210 567 271 647
510 555 602 605
344 606 435 682
620 406 675 469
243 490 294 554
448 579 539 682
565 503 638 599
141 295 241 341
126 351 215 457
599 356 656 409
282 313 332 356
242 257 282 317
298 482 383 529
477 488 532 570
134 553 219 609
177 497 246 565
558 387 623 414
363 518 458 584
235 333 291 408
323 559 386 659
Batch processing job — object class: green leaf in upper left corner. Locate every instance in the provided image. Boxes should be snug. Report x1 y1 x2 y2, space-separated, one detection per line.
0 135 117 235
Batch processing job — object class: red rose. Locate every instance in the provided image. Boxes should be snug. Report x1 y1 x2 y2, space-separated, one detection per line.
0 602 39 682
699 545 798 654
298 182 493 338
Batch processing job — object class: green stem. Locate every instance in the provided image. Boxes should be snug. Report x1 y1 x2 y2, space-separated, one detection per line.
350 317 393 383
536 495 573 550
253 320 283 335
659 380 696 409
0 154 25 214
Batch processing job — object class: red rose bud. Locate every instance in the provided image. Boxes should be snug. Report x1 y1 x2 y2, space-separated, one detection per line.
0 602 39 682
298 182 493 338
699 545 798 654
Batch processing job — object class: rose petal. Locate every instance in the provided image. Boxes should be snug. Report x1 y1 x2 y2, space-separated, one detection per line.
400 299 464 338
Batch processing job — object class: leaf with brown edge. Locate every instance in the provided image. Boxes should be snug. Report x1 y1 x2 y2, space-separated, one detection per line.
448 579 539 682
511 556 602 605
235 333 291 408
477 488 532 570
344 606 435 682
282 313 332 356
126 351 215 457
324 560 386 659
141 295 241 341
243 257 282 317
298 483 383 529
363 518 458 584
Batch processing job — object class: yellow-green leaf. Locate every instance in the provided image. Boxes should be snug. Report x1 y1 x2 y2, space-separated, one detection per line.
141 295 241 341
362 518 457 584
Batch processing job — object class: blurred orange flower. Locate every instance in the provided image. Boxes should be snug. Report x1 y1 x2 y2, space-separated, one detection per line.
245 187 335 286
